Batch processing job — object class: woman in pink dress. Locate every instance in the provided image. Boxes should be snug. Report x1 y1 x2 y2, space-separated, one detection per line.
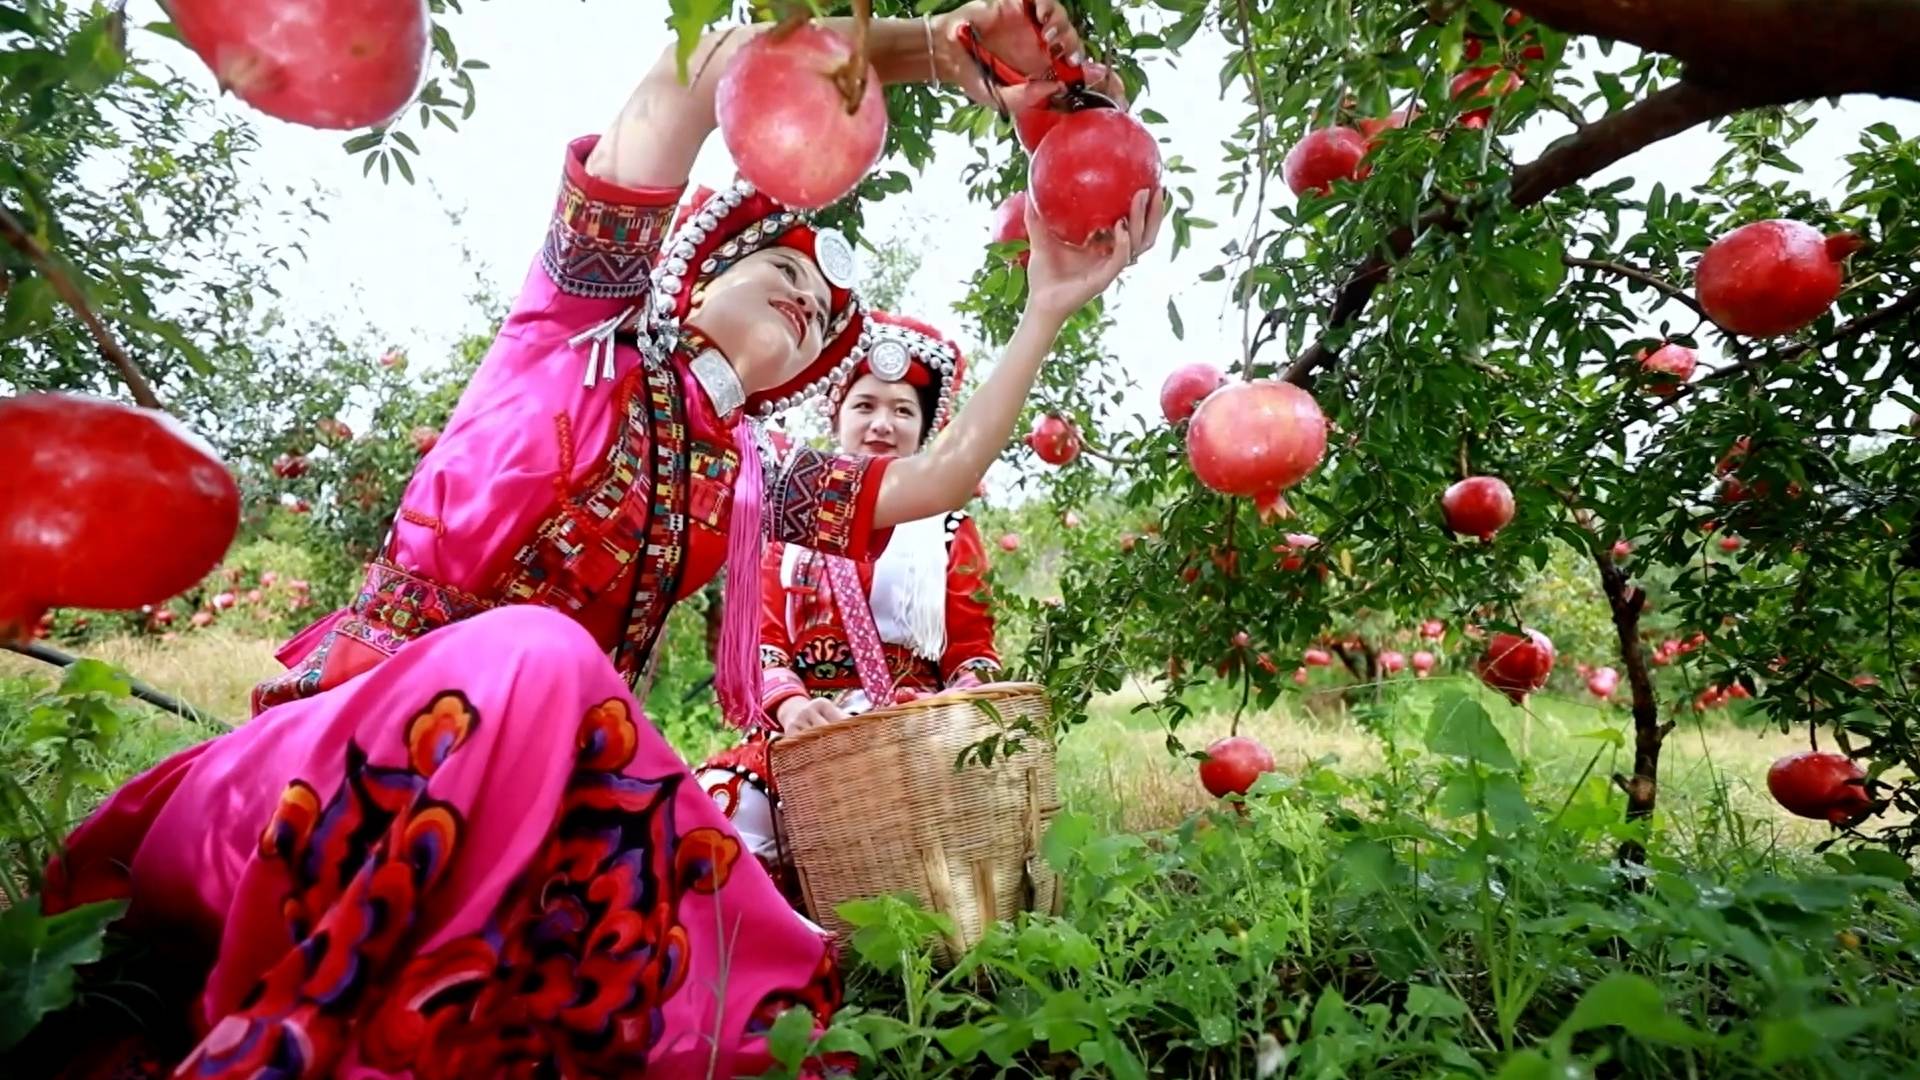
39 4 1161 1077
700 313 1005 896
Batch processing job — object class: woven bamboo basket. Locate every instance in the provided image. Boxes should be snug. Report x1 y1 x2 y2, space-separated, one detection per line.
768 682 1061 960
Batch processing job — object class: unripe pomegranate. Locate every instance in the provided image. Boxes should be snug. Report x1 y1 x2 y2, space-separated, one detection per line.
1303 647 1333 668
717 24 887 210
271 452 309 479
1025 415 1080 466
1282 126 1369 197
990 192 1032 267
1186 381 1328 504
1199 736 1277 798
1695 221 1859 338
1160 362 1227 424
1637 343 1697 397
1028 110 1162 245
169 0 429 130
1442 476 1515 541
1768 752 1872 825
1475 628 1555 705
1412 650 1437 676
1 395 239 641
1451 66 1522 128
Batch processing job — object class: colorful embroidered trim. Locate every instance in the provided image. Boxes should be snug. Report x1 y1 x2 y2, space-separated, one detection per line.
541 170 675 300
612 360 691 680
767 448 874 558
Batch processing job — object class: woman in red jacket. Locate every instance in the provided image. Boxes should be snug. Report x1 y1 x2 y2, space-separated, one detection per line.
702 313 1002 895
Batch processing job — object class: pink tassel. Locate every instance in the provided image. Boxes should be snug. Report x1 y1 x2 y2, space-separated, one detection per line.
717 422 765 729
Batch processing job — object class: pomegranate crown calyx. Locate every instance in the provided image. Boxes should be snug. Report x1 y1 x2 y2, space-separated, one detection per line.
1825 232 1866 260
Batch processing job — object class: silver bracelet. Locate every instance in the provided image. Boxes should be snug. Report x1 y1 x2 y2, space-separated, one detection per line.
923 15 939 84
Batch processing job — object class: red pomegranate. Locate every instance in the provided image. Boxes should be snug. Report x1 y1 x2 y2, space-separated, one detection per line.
271 452 309 479
245 588 264 604
1611 539 1633 559
152 609 176 628
1025 415 1081 466
1475 628 1555 705
1451 66 1522 128
1232 630 1252 649
289 497 312 515
1412 650 1437 676
1303 647 1333 668
1013 105 1065 154
1275 533 1319 571
260 570 279 587
1356 107 1418 146
1292 666 1310 685
1199 736 1277 798
1379 650 1408 676
190 611 215 629
1719 535 1743 553
1768 752 1872 824
1186 381 1327 506
1160 362 1227 424
0 395 240 641
1028 109 1162 245
998 533 1021 553
212 591 237 611
990 192 1032 267
1442 476 1515 541
1062 510 1081 529
1420 619 1445 639
717 24 887 210
410 425 440 455
169 0 428 130
1695 221 1860 338
1586 665 1619 699
380 348 406 370
1282 126 1369 197
1637 343 1697 396
316 417 353 443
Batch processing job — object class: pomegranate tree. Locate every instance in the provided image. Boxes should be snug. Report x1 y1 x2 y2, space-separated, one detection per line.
1450 66 1522 128
1282 126 1369 197
169 0 430 130
1159 362 1227 424
1695 220 1860 338
1186 381 1328 511
1199 736 1277 798
1028 109 1162 245
1441 476 1515 541
1767 752 1873 825
1475 628 1555 705
990 192 1032 267
1 394 240 641
717 24 887 210
1025 414 1081 466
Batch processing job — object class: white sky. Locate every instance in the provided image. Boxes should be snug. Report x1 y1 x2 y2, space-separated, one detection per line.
121 2 1916 441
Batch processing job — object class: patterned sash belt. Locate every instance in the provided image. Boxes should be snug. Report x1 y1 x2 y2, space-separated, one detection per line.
345 559 499 654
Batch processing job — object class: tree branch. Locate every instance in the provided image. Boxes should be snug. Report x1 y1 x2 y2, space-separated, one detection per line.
1655 286 1920 410
1562 255 1705 318
1512 0 1920 105
0 204 162 410
4 641 222 727
1279 81 1746 388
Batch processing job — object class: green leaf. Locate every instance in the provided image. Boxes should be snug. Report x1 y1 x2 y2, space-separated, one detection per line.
668 0 728 80
764 1004 815 1070
1335 838 1394 893
1404 984 1469 1020
1491 1050 1553 1080
58 659 130 698
0 899 127 1053
1758 1005 1892 1065
0 277 56 340
1423 691 1518 771
1167 298 1184 341
1554 973 1708 1046
1042 812 1094 872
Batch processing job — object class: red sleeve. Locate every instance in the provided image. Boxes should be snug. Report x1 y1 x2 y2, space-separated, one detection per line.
764 448 895 562
940 515 1001 684
538 135 685 307
757 542 806 723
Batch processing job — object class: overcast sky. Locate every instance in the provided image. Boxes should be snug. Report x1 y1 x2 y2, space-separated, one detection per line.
121 2 1917 446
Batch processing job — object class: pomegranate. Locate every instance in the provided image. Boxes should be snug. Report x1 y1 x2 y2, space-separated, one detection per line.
998 533 1021 553
1768 752 1872 825
1028 109 1162 245
272 452 309 479
152 609 176 628
289 578 311 593
190 611 215 629
1356 107 1418 147
1379 650 1407 676
411 425 440 455
1199 736 1277 798
1282 126 1369 197
1292 666 1310 685
1420 619 1445 639
1719 535 1743 553
717 24 887 210
1695 221 1859 338
990 192 1032 267
1586 666 1619 699
212 591 237 611
1025 415 1081 466
1726 683 1752 700
289 497 312 515
1451 66 1522 128
1160 362 1227 424
1186 381 1328 506
0 395 240 641
1412 650 1436 676
1119 533 1137 552
1256 653 1278 675
1475 628 1555 705
1232 630 1252 649
1062 510 1081 529
1611 539 1633 560
1013 104 1067 154
1637 343 1697 397
1303 647 1333 668
380 348 407 370
1442 476 1515 541
169 0 429 130
245 589 264 605
316 417 353 443
1275 533 1319 571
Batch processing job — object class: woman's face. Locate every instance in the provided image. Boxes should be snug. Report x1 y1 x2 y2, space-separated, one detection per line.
835 373 926 457
685 246 832 398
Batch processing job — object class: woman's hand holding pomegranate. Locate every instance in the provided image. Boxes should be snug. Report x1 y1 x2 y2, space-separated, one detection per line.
934 0 1128 114
1024 186 1166 324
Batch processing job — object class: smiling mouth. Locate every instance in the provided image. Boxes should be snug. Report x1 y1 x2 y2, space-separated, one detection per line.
770 299 806 344
862 438 896 453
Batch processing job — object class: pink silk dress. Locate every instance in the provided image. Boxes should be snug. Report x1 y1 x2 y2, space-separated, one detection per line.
44 137 890 1079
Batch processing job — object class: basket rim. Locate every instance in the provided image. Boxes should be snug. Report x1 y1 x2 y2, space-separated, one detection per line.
770 681 1050 751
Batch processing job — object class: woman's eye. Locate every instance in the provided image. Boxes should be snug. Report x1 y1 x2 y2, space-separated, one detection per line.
779 262 797 282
